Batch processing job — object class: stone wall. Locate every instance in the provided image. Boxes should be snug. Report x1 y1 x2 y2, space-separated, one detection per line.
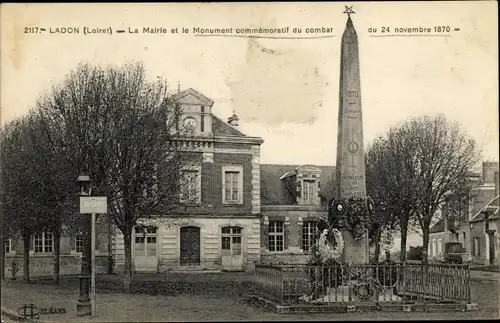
112 217 261 273
260 253 311 265
427 231 449 262
261 206 326 254
470 219 500 266
3 255 109 279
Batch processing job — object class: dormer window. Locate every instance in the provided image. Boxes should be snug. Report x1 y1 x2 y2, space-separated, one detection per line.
302 179 316 205
279 165 322 206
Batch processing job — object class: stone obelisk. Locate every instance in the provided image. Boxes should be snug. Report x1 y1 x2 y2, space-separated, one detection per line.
335 7 368 264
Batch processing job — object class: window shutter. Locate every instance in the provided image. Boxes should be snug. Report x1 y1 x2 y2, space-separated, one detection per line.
297 217 303 251
263 224 269 250
284 217 290 251
263 217 269 250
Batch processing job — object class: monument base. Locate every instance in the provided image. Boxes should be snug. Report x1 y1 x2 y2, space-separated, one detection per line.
341 229 368 264
76 302 91 316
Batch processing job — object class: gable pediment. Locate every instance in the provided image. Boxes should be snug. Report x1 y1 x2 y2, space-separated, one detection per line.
295 165 322 176
173 88 214 106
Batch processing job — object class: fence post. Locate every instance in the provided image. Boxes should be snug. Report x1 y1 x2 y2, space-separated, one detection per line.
402 262 406 304
466 262 471 303
280 266 284 305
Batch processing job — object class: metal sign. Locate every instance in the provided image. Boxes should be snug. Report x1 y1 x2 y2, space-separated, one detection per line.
80 196 108 214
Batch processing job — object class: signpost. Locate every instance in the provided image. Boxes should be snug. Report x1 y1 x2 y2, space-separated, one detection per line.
79 196 107 317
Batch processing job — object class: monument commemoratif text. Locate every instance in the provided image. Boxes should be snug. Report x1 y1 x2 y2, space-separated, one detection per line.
334 7 369 264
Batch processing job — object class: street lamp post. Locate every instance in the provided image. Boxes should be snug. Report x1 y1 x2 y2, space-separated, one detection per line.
77 175 108 318
76 175 92 317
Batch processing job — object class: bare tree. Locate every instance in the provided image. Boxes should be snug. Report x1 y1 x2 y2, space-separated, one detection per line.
24 112 80 284
36 61 196 291
365 129 419 262
0 115 58 282
404 115 480 262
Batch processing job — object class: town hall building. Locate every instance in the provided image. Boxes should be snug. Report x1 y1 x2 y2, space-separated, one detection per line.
110 88 264 273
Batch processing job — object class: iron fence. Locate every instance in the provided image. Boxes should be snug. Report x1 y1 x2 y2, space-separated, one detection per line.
254 263 471 306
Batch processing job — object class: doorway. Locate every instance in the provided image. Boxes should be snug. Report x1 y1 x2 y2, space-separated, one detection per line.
134 226 158 272
488 232 495 265
221 226 244 271
180 226 201 266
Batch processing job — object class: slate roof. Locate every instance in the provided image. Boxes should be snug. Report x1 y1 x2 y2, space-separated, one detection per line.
429 219 445 233
471 195 500 222
212 115 245 137
260 164 336 205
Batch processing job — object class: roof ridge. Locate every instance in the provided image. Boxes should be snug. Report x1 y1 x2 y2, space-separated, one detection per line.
471 194 500 221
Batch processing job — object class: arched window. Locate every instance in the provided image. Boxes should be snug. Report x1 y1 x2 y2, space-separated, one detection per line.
221 226 242 256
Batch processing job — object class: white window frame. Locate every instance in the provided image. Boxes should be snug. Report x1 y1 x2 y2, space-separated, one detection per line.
74 233 84 254
268 220 284 252
222 165 243 205
302 179 317 205
180 165 202 204
33 232 54 254
4 239 14 255
221 226 243 256
301 221 318 252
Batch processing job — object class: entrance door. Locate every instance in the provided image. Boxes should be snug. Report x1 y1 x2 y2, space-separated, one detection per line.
180 226 200 266
134 226 158 272
489 232 495 265
221 226 244 271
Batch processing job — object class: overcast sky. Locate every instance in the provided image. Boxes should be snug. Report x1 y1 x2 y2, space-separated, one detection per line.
1 2 498 166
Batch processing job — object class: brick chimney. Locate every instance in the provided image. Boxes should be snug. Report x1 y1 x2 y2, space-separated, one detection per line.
482 161 499 184
227 112 240 129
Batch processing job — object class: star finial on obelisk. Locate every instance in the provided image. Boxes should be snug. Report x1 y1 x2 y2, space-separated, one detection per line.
343 5 355 18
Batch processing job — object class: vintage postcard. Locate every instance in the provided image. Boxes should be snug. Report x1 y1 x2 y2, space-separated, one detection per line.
1 1 498 322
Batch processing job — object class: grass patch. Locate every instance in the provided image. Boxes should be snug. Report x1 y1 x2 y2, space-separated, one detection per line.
96 278 256 298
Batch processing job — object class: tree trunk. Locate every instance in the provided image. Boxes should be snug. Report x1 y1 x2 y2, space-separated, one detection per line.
0 234 5 280
374 228 382 264
399 216 408 262
23 234 30 283
421 228 430 263
123 230 132 293
107 216 114 275
53 227 61 284
385 249 391 261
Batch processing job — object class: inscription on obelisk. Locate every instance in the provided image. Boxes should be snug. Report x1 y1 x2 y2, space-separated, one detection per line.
335 6 368 264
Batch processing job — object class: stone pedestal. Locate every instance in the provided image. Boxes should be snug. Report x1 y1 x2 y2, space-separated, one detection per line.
341 229 367 264
77 302 91 316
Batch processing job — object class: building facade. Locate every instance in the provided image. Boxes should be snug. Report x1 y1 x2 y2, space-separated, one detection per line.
259 164 335 265
110 88 264 273
3 227 111 279
428 162 499 266
3 88 264 277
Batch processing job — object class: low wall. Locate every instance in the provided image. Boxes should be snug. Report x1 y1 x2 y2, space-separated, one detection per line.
260 254 311 265
4 255 109 278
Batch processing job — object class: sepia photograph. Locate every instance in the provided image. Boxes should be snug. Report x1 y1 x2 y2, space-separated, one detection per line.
1 1 498 322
